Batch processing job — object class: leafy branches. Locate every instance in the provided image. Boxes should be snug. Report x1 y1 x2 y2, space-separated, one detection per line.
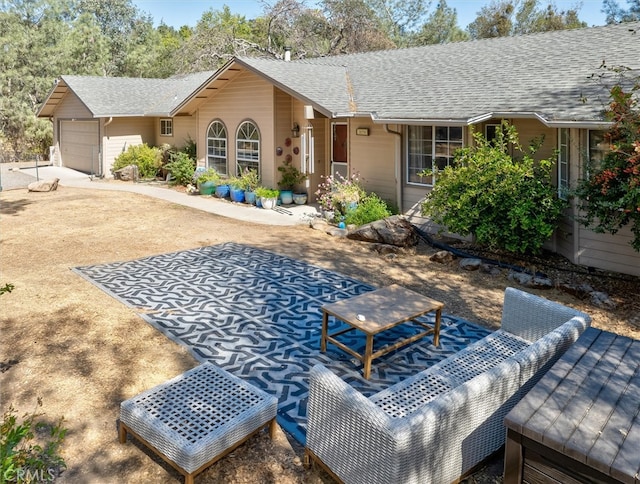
574 67 640 251
421 122 566 255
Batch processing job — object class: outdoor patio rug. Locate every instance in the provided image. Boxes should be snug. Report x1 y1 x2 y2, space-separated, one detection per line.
73 242 491 445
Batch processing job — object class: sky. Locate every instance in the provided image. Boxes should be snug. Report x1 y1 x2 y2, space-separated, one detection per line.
131 0 620 30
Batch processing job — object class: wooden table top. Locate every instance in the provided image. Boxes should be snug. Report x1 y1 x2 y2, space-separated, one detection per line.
320 284 443 335
505 327 640 483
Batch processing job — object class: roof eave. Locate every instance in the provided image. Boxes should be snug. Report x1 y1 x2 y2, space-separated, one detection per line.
371 111 612 129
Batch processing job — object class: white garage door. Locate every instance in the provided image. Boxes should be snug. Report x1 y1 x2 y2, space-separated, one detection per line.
60 120 99 174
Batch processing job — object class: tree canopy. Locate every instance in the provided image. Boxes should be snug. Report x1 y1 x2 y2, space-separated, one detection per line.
0 0 628 161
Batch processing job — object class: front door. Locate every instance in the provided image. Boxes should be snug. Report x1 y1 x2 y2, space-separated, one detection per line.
331 123 348 179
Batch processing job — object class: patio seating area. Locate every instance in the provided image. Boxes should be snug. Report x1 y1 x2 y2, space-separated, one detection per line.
73 242 620 484
305 287 591 484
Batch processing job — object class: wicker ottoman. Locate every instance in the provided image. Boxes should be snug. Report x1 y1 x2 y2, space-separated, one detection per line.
119 363 278 484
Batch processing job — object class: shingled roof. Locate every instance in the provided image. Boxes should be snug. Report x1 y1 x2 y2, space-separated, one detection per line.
37 71 214 118
39 22 638 126
237 21 639 126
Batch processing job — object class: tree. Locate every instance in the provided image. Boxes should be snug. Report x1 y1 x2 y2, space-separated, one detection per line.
602 0 640 23
421 122 567 255
414 0 469 45
467 0 586 39
321 0 394 54
574 66 640 251
366 0 431 46
0 0 71 160
175 5 260 72
467 0 514 38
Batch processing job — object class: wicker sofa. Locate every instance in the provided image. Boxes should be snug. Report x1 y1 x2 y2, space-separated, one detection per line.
305 287 591 484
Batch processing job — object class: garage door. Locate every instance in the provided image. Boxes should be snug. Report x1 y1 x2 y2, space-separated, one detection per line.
60 120 99 174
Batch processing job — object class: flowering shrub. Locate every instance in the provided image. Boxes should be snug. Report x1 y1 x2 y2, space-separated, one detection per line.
421 122 566 255
574 75 640 251
315 172 365 220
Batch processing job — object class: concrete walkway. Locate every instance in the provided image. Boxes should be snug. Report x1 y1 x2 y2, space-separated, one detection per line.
3 164 319 226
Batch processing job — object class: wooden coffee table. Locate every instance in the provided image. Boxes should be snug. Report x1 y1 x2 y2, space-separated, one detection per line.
320 284 443 379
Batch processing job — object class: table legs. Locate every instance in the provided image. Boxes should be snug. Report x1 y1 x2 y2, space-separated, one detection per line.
321 310 328 352
363 334 374 380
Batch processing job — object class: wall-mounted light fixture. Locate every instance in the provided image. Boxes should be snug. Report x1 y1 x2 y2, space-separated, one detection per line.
291 122 300 138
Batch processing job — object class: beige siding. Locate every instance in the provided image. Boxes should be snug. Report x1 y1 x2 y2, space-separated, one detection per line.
349 120 398 206
103 118 155 177
576 225 640 277
153 116 197 149
197 71 275 186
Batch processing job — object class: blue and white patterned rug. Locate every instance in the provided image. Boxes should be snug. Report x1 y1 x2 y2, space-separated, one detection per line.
73 242 490 445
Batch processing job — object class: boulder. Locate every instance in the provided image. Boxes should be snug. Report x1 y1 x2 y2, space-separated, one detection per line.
27 178 59 192
430 250 455 264
459 258 482 271
508 271 553 289
347 216 418 247
114 164 138 181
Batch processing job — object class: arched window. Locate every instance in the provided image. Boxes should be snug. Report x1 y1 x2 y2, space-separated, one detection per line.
207 120 227 175
236 121 260 175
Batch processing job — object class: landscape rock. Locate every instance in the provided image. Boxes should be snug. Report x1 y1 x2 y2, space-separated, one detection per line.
508 271 553 289
347 215 418 247
481 263 502 276
27 177 59 192
559 282 595 299
459 258 482 271
430 250 456 264
590 291 617 309
370 243 401 255
113 164 138 181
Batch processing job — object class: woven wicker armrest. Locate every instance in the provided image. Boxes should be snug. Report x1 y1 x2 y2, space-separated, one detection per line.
306 364 405 483
500 287 591 342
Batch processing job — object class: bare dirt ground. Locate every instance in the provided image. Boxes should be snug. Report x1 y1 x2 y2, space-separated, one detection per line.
1 185 638 484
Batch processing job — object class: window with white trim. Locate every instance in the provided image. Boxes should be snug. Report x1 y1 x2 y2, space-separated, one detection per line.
588 130 608 167
558 128 570 199
236 121 260 174
160 118 173 136
207 120 227 175
407 125 463 186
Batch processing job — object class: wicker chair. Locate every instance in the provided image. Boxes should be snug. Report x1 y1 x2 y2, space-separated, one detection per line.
305 287 591 484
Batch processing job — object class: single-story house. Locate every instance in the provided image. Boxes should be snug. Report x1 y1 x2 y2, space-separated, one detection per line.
37 21 640 277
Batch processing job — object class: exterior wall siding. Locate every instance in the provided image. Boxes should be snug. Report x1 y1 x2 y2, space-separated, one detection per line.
197 71 275 186
154 116 197 149
576 225 640 276
103 117 155 177
348 120 397 207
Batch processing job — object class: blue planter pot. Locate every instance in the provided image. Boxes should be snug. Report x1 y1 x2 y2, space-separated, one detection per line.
245 191 257 205
215 184 230 198
280 190 293 205
230 187 245 203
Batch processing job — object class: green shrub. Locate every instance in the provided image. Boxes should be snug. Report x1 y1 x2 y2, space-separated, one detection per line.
164 151 196 186
112 144 163 179
421 122 567 255
345 193 392 226
255 187 279 199
180 136 197 160
1 399 67 483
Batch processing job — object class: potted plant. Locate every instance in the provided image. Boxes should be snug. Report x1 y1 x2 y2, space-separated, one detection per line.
240 168 260 205
255 187 279 210
215 178 230 198
228 176 245 203
194 168 220 195
277 158 307 205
